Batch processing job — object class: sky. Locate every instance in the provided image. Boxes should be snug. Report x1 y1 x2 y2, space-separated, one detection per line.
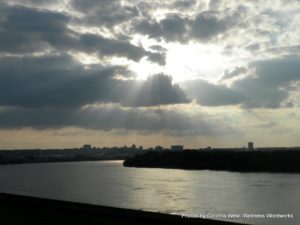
0 0 300 149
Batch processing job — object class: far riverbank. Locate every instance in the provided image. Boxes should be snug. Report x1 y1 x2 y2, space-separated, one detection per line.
124 149 300 173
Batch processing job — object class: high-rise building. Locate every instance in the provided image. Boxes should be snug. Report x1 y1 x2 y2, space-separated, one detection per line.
83 144 92 150
171 145 184 151
248 142 254 150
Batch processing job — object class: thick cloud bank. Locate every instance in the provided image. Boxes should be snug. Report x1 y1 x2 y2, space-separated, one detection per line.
0 0 299 141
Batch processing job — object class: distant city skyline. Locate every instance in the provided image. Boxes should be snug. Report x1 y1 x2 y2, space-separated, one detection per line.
0 0 300 149
2 141 300 151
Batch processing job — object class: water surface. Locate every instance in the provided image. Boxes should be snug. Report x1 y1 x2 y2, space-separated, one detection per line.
0 160 299 225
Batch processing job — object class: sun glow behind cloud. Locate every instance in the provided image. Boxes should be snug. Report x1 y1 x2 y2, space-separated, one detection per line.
165 43 225 82
127 42 227 82
128 58 163 80
74 43 227 84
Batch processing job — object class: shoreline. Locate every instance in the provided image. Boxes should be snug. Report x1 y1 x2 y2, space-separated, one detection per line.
0 158 125 166
124 150 300 173
0 193 249 225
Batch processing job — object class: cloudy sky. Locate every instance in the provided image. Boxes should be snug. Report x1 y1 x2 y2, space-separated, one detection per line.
0 0 300 149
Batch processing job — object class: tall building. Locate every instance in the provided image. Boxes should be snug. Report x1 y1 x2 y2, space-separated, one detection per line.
82 144 92 150
171 145 184 151
248 142 254 150
154 146 164 151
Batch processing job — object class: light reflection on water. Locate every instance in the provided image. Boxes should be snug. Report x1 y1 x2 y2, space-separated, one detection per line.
0 160 299 225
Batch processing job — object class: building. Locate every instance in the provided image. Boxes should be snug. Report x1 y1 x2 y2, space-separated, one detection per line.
82 144 92 150
171 145 184 151
154 146 164 151
248 142 254 150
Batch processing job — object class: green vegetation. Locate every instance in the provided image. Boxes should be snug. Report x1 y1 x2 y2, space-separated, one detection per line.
124 150 300 173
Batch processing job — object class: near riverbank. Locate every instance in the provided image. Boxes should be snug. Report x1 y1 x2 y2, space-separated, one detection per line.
0 193 248 225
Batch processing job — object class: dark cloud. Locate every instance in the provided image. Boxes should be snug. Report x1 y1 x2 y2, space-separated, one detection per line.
0 4 70 53
77 33 164 64
233 78 287 108
232 55 300 108
0 4 165 64
149 45 167 52
27 0 58 3
134 10 238 43
146 52 166 65
78 34 165 64
124 74 190 107
78 33 148 62
190 11 236 41
183 79 245 106
134 19 161 39
183 55 300 108
0 54 117 107
0 1 239 61
222 66 247 80
248 55 300 86
134 14 188 43
0 0 60 6
0 105 218 136
71 0 139 27
158 15 188 42
0 55 188 108
172 0 197 9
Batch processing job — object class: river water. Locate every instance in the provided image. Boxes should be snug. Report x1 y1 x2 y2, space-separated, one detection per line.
0 160 299 225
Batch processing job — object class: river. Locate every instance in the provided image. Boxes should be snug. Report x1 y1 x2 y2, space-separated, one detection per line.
0 160 299 225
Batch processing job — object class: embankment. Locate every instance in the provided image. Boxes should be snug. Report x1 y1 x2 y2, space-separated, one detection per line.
0 193 248 225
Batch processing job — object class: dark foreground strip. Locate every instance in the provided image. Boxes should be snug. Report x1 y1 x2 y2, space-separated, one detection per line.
0 193 250 225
